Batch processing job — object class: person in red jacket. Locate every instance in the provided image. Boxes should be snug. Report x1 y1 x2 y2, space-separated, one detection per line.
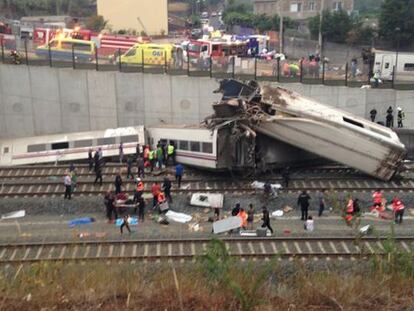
345 198 354 224
372 189 383 211
151 181 161 208
392 196 405 224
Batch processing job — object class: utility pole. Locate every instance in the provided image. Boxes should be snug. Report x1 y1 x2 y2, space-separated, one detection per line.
279 13 283 53
318 0 325 57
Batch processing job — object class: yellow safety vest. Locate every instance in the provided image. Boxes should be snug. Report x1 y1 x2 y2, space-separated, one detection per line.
167 145 174 155
149 150 154 160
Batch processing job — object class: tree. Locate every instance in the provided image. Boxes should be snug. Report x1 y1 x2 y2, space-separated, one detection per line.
85 15 108 32
379 0 414 48
308 10 353 43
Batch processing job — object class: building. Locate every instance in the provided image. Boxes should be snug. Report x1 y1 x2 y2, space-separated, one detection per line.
254 0 354 20
97 0 168 36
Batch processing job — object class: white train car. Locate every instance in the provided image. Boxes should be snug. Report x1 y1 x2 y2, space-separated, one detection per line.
0 126 145 166
258 85 406 181
146 125 219 169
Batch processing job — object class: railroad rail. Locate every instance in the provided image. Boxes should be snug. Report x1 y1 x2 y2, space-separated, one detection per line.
0 237 412 264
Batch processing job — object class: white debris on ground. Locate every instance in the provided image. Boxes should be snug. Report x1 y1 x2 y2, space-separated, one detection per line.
190 193 224 208
165 210 192 223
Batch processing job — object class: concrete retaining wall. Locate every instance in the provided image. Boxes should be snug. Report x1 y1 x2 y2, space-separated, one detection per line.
1 64 414 139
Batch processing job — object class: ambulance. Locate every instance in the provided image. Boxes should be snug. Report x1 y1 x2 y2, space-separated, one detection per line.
118 43 174 66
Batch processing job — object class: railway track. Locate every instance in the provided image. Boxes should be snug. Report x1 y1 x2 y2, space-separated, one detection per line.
1 237 413 264
1 163 413 198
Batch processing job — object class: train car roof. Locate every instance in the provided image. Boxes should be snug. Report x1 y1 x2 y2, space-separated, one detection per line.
148 124 209 130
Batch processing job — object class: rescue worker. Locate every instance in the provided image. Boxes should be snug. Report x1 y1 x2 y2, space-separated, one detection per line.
345 197 354 224
247 204 255 229
88 148 94 171
397 107 405 128
297 190 311 221
94 164 103 185
148 148 155 172
263 181 272 201
94 150 100 170
120 215 131 235
372 189 383 211
281 167 290 188
175 163 183 188
318 189 326 217
369 108 377 122
392 196 405 224
261 206 273 234
104 190 117 222
386 106 394 128
232 203 241 216
167 142 175 166
143 145 150 163
114 172 123 195
134 178 144 203
70 169 77 193
156 145 164 169
137 197 146 221
126 157 134 180
63 171 72 200
119 143 124 164
157 191 167 214
162 177 172 203
151 181 161 208
137 156 145 178
238 208 248 230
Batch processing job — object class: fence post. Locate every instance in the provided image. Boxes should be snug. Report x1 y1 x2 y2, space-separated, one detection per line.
24 39 28 65
118 48 122 72
1 39 4 63
71 44 76 69
209 57 212 78
322 61 325 85
254 57 257 80
141 49 144 73
277 58 280 82
48 44 52 67
164 51 167 74
232 56 235 79
186 45 190 76
345 62 348 86
95 45 99 71
300 61 303 83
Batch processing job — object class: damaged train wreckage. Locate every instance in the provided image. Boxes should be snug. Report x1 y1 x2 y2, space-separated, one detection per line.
203 79 406 181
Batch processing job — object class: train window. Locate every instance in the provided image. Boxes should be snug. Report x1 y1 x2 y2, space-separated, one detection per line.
3 147 9 154
74 139 93 148
343 117 364 128
179 140 189 150
190 141 201 152
404 63 414 71
121 135 138 143
51 142 69 150
202 142 213 154
27 144 47 152
97 137 116 146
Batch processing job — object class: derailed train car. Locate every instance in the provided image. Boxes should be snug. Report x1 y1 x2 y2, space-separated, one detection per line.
207 79 406 181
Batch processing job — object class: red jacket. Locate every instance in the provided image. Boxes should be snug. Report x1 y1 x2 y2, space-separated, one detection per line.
373 191 382 204
392 198 405 211
346 199 354 214
151 183 161 196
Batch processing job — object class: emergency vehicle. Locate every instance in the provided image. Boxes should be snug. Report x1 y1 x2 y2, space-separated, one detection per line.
119 43 174 66
35 37 96 62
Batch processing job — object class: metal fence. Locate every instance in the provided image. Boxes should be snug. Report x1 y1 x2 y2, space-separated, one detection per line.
2 39 414 91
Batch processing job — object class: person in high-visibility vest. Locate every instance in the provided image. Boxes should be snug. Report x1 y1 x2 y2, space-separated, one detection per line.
148 149 155 172
167 143 175 166
134 178 144 203
238 208 248 229
372 189 383 211
392 196 405 224
345 198 354 224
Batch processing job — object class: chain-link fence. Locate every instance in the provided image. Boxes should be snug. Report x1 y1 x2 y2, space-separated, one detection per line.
1 38 414 90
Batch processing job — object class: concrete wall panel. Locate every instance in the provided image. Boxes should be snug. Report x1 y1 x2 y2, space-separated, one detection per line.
87 71 117 130
115 72 145 126
143 74 172 125
29 66 62 135
58 69 90 132
171 76 200 124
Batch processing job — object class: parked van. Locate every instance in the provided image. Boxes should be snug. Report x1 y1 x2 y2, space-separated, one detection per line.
373 49 414 81
35 38 95 62
119 43 174 66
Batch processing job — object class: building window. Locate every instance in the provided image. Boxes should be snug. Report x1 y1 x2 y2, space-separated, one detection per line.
290 3 302 12
333 1 342 11
309 1 315 11
404 63 414 71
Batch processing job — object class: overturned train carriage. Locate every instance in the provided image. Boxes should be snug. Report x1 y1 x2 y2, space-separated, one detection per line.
208 79 406 181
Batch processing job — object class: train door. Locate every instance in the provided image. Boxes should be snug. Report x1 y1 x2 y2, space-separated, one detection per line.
0 143 12 165
381 54 394 80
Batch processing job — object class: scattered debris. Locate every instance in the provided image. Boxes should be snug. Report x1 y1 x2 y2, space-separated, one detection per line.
165 210 192 223
190 193 224 208
359 225 372 235
213 216 242 234
271 210 284 217
239 229 271 237
188 223 201 232
68 217 95 228
283 206 293 213
1 210 25 220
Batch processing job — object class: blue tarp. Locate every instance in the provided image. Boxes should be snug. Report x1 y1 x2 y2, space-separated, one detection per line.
68 217 95 228
115 217 138 227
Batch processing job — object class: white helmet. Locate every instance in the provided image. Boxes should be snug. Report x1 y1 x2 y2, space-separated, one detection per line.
135 177 141 183
397 107 402 111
